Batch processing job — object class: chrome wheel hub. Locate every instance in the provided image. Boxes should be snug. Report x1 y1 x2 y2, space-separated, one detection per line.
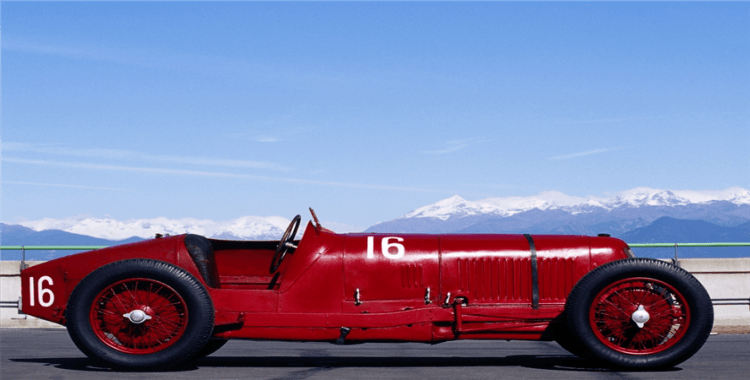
631 305 650 328
123 309 152 324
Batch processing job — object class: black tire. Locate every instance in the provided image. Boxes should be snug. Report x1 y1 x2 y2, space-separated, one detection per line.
553 312 589 358
564 258 713 369
193 338 228 359
66 259 215 370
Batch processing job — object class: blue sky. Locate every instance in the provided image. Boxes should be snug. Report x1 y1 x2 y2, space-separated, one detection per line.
2 2 749 228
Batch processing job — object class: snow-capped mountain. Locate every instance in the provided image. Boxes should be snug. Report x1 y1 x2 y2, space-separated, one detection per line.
598 188 750 209
15 215 294 241
367 187 750 235
403 188 750 220
7 187 750 244
403 191 590 220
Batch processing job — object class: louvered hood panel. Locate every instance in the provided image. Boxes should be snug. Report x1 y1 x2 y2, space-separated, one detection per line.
440 235 591 305
455 256 532 302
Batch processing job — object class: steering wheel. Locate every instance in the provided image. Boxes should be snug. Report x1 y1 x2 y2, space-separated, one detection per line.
270 215 301 273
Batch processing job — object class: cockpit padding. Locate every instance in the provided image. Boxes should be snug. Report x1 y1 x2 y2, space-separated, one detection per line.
184 234 220 288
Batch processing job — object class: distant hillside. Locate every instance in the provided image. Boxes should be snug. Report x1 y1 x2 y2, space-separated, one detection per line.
737 220 750 230
0 223 144 260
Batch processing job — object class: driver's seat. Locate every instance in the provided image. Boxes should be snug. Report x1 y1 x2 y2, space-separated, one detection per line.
184 234 220 288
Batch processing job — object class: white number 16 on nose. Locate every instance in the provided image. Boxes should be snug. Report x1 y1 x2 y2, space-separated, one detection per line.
367 236 405 259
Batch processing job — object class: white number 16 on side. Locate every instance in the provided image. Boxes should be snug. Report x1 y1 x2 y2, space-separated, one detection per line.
28 276 55 308
367 236 405 259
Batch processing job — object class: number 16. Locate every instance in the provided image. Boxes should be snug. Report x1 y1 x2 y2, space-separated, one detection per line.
367 236 405 259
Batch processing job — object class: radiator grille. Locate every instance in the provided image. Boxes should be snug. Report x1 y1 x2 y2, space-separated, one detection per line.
457 258 530 301
537 257 575 301
456 257 574 302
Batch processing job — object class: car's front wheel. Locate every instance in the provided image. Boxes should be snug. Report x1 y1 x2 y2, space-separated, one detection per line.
66 259 214 369
564 258 713 369
194 338 228 359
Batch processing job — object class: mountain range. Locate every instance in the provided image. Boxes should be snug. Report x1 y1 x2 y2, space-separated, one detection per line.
9 215 291 241
367 187 750 235
3 187 750 260
0 223 144 261
0 215 290 261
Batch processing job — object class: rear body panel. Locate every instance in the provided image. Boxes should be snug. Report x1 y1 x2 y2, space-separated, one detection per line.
21 236 194 325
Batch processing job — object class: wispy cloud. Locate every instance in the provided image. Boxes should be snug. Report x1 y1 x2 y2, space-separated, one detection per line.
552 118 626 125
422 138 484 155
2 181 127 191
3 35 350 86
252 136 281 143
226 126 306 143
224 133 282 143
3 142 290 171
551 148 618 160
3 158 449 193
3 37 167 71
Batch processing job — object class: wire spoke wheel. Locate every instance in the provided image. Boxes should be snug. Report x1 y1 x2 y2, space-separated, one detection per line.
564 258 713 369
90 278 189 354
67 259 214 369
589 277 689 355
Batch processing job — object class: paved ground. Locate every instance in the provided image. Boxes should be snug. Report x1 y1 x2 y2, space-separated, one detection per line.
2 329 748 380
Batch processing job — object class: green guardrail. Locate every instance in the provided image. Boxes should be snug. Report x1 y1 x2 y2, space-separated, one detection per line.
0 246 109 250
629 242 750 261
0 246 108 269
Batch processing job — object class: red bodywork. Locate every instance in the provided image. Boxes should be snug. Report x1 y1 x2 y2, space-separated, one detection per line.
21 222 631 343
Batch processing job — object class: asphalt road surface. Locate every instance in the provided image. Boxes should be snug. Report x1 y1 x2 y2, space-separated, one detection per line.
2 329 748 380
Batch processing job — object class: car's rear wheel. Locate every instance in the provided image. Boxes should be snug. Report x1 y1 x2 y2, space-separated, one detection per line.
564 258 713 369
67 259 214 369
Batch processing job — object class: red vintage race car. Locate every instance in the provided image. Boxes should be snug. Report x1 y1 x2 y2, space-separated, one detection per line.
20 210 713 370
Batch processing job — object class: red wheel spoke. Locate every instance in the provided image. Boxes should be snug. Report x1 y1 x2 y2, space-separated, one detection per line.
99 309 120 317
123 283 137 304
613 289 637 307
150 330 165 346
595 314 628 331
600 299 631 317
148 322 171 337
154 316 182 329
642 295 668 309
649 308 680 320
109 289 130 312
133 281 141 305
147 282 156 305
637 283 653 305
643 327 668 343
152 302 184 312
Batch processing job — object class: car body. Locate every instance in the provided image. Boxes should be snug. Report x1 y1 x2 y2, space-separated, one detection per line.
20 213 714 370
